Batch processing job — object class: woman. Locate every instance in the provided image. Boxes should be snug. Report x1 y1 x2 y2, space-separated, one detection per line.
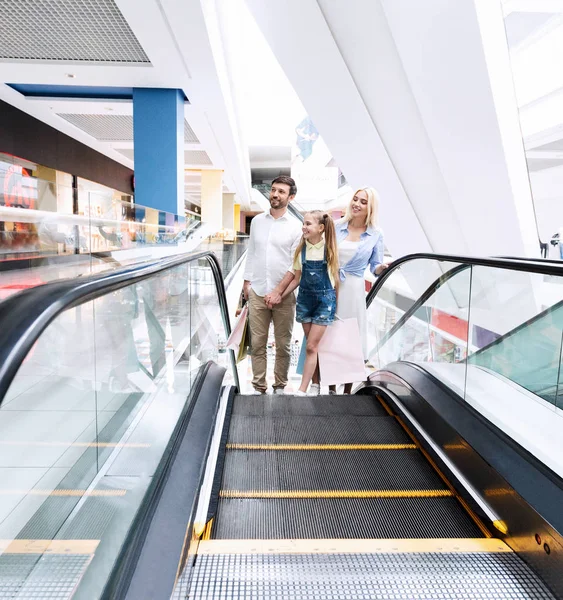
330 187 388 395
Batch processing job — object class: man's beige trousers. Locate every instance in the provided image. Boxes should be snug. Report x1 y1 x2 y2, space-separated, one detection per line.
248 289 296 392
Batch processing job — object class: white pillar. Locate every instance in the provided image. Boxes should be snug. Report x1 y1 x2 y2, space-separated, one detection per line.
201 170 223 233
222 193 235 232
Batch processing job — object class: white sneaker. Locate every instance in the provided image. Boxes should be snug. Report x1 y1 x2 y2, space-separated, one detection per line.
273 388 285 395
250 389 265 395
294 390 307 396
309 383 320 396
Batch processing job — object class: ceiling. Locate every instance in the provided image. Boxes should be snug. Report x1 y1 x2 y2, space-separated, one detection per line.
503 0 563 172
0 0 253 210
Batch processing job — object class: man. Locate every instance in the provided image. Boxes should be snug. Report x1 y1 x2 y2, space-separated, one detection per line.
243 176 302 394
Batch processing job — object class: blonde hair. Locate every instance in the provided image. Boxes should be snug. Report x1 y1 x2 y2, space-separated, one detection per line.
343 187 380 229
294 211 339 289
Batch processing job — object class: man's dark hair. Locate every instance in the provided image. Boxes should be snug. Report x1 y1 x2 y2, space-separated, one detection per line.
272 175 297 197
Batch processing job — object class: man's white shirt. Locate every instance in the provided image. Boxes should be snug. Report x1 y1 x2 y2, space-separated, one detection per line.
243 211 302 297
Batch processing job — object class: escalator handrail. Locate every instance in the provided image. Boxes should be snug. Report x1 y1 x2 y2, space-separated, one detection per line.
366 252 563 310
0 249 239 402
365 252 563 355
368 262 470 353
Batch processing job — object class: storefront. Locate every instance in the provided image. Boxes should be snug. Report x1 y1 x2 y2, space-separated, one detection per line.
0 153 176 257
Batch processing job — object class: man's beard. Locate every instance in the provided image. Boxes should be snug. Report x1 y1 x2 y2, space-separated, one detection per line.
270 197 287 209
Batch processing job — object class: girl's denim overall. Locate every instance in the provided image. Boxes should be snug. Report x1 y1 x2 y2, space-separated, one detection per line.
296 244 336 325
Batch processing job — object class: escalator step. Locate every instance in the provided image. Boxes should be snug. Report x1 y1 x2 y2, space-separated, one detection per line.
213 497 483 539
233 394 387 417
221 449 446 492
227 415 411 445
184 541 555 599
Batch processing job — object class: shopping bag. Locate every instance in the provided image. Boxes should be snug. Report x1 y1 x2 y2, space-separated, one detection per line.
318 317 366 385
236 314 251 363
226 305 248 358
296 338 307 375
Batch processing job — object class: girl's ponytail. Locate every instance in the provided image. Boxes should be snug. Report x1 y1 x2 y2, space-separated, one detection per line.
322 213 339 290
294 237 305 268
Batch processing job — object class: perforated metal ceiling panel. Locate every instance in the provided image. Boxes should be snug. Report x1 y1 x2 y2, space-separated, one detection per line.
119 149 212 166
117 149 135 161
185 151 212 165
59 114 200 144
0 0 150 63
185 121 199 143
59 114 134 141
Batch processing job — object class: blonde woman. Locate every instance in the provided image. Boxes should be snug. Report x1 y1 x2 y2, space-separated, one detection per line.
330 187 388 394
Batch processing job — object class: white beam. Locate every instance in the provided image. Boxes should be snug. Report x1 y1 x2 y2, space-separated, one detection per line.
503 0 563 16
0 84 133 168
245 0 432 257
379 0 538 257
526 150 563 159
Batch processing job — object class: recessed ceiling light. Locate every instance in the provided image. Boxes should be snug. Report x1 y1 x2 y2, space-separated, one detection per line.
66 73 76 79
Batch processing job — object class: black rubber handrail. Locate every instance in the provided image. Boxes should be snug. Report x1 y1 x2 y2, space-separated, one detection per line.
365 252 563 355
366 252 563 309
0 249 239 402
368 262 469 353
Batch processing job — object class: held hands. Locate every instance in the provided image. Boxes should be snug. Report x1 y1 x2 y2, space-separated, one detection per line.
264 290 282 309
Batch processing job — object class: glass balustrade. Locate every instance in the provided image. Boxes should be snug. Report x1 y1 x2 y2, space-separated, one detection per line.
368 257 563 478
0 254 236 597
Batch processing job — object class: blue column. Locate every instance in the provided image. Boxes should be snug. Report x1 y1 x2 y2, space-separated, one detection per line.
133 88 184 216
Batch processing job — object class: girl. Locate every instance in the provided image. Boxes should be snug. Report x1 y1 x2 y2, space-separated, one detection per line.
282 211 339 395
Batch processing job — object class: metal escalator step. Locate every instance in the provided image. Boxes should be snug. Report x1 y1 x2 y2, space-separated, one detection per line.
0 553 93 600
233 394 387 417
221 449 446 491
227 415 411 445
213 497 484 539
186 544 555 599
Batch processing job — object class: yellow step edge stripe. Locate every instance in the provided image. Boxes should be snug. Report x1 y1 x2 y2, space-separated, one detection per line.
226 443 417 451
220 490 454 499
0 442 150 448
198 538 511 555
0 489 126 497
202 519 214 541
0 539 99 555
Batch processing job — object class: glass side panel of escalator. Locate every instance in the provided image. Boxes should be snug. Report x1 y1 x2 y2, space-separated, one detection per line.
367 257 563 479
0 256 237 598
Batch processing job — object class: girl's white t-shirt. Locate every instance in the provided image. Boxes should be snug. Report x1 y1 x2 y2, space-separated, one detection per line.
293 240 335 287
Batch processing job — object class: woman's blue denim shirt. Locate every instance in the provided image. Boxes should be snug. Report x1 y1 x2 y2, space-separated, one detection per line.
335 220 384 281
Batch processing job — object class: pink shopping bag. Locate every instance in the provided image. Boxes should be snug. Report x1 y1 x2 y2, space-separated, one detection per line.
226 305 248 354
318 317 367 386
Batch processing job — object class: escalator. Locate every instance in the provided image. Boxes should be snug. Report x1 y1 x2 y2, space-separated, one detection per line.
173 390 548 599
0 252 562 599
